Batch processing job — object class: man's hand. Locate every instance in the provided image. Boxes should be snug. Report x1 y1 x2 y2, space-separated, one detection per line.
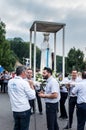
38 91 46 98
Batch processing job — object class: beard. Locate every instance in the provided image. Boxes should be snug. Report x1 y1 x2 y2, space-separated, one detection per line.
43 75 48 80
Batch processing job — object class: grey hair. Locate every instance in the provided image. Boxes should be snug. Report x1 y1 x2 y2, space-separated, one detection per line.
16 66 27 76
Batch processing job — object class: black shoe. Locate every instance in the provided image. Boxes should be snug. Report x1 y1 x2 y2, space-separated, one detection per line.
39 112 43 115
59 116 68 120
31 111 35 115
63 125 71 129
59 116 63 119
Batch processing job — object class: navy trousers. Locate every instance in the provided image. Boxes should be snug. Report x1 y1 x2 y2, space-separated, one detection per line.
13 109 31 130
77 103 86 130
46 102 59 130
60 92 68 118
68 96 77 127
36 92 42 113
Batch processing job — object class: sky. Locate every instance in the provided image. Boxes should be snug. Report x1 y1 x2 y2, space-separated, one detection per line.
0 0 86 56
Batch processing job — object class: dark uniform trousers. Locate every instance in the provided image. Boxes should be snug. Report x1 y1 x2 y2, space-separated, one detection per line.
36 92 42 113
68 96 77 127
77 103 86 130
13 109 31 130
46 102 59 130
60 92 68 118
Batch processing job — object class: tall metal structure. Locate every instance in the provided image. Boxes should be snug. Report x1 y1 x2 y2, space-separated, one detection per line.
29 21 66 80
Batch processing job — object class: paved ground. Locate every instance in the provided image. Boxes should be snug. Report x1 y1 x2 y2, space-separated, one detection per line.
0 93 86 130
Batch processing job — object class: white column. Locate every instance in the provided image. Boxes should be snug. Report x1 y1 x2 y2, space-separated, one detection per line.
54 33 56 72
62 26 65 79
33 23 36 81
30 31 32 68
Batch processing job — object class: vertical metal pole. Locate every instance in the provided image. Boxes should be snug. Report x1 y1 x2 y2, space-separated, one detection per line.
30 31 32 68
33 23 37 130
62 26 65 79
34 23 36 81
68 87 70 129
54 33 56 72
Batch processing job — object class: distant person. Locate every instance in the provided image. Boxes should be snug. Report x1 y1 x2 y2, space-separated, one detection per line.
8 66 36 130
0 72 4 92
72 71 86 130
39 67 60 130
3 71 11 93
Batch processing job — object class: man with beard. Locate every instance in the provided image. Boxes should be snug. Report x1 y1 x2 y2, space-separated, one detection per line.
38 67 60 130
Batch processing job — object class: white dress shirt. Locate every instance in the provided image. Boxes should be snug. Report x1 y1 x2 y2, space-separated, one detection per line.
60 77 69 93
72 79 86 104
44 76 60 103
68 77 82 97
8 76 36 112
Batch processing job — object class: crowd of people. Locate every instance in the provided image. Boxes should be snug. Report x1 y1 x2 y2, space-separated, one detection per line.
0 70 12 93
0 66 86 130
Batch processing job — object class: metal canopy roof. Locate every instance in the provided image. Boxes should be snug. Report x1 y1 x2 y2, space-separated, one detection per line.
30 21 66 33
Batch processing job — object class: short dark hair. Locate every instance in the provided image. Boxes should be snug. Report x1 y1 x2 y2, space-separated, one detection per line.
27 68 33 71
82 71 86 79
43 67 52 75
16 66 27 76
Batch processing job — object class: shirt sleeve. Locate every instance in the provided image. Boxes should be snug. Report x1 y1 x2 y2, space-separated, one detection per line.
51 80 59 93
72 85 78 95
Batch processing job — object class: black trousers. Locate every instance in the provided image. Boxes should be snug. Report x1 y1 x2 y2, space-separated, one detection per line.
77 103 86 130
60 92 68 118
3 82 8 93
36 92 42 113
46 102 59 130
29 100 35 112
29 92 42 113
0 81 3 92
68 96 77 127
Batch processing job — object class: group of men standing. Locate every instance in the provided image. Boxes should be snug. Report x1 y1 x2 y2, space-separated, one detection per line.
7 66 86 130
59 70 86 130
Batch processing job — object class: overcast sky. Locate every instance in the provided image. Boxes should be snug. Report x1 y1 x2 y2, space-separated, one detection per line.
0 0 86 56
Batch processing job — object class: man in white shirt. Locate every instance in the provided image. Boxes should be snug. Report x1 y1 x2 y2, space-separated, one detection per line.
8 66 36 130
39 67 60 130
64 70 82 129
72 71 86 130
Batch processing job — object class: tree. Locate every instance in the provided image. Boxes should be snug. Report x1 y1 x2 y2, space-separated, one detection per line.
0 20 6 43
0 20 16 71
67 47 85 72
56 55 62 72
10 38 41 69
0 40 16 71
10 37 30 64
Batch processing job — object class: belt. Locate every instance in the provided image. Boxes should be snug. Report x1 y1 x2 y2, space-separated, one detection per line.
77 103 86 105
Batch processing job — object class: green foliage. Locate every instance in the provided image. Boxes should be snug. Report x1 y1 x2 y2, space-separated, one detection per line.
0 20 6 43
10 37 29 64
0 40 16 71
0 20 16 71
36 47 41 69
9 39 41 69
56 55 62 72
67 47 85 72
